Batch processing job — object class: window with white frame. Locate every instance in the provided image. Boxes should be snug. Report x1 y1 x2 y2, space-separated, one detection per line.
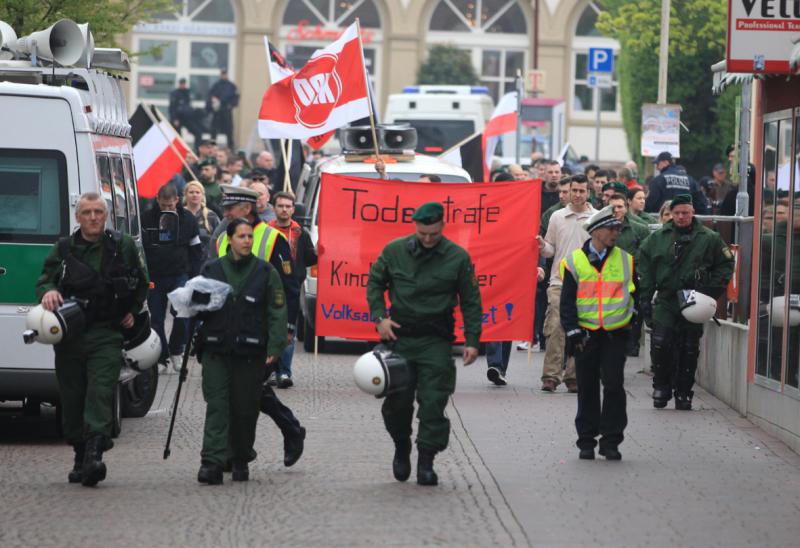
571 2 619 115
427 0 528 102
131 0 236 114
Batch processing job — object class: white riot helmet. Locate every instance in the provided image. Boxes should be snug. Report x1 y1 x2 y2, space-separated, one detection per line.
677 290 717 323
353 344 413 398
23 300 86 345
770 295 800 327
122 312 161 371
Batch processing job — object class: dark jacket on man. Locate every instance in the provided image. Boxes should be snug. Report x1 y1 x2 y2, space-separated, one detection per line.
141 204 204 279
645 164 710 214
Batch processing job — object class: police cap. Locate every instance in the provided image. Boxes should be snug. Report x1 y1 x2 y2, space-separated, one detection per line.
221 184 258 206
654 151 673 164
583 205 623 233
669 194 693 209
197 157 217 168
411 202 444 225
601 181 628 194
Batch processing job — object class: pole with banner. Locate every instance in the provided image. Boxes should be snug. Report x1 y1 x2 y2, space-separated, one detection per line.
143 104 200 183
515 70 522 165
356 18 383 179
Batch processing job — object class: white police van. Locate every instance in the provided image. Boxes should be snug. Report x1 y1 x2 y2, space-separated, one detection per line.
384 85 494 155
295 125 472 352
0 19 158 434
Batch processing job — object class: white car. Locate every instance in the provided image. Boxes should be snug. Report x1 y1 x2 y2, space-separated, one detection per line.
295 140 472 352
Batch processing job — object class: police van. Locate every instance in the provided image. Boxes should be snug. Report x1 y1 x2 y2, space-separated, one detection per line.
384 85 494 155
0 19 158 434
295 124 472 352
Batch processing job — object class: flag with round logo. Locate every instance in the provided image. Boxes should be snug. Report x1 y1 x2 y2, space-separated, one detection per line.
258 23 370 139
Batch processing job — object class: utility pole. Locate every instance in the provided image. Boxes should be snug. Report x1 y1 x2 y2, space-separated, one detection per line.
657 0 670 104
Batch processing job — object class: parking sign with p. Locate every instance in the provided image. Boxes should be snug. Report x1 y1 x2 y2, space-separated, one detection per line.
588 48 614 73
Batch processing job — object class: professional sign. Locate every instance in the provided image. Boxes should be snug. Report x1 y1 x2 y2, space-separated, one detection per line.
727 0 800 73
315 174 540 342
588 47 614 73
640 103 681 158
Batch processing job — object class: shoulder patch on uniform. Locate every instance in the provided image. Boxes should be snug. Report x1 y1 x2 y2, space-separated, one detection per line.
274 287 285 307
282 260 292 275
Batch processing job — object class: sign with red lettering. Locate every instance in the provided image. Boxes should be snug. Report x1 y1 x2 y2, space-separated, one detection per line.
287 19 375 45
315 174 540 342
727 0 800 73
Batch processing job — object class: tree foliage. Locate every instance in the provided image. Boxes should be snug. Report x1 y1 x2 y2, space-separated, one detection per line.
597 0 737 175
0 0 174 48
417 44 480 86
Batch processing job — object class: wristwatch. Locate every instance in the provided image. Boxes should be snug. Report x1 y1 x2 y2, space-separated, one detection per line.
373 315 385 324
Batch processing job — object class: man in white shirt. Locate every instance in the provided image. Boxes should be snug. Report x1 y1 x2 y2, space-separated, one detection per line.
537 174 596 392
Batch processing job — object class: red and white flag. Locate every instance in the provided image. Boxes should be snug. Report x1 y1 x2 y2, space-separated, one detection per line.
129 105 188 199
258 22 370 140
482 91 518 182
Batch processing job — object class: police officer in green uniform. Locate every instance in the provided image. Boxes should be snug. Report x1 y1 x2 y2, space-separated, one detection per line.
35 192 149 486
367 202 483 486
195 218 288 485
638 194 734 410
608 192 651 357
197 157 223 217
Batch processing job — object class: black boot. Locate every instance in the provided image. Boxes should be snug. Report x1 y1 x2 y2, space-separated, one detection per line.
652 386 672 409
197 462 224 485
231 460 249 482
284 427 306 467
416 447 438 486
674 390 694 411
68 443 85 484
81 435 107 487
392 438 412 482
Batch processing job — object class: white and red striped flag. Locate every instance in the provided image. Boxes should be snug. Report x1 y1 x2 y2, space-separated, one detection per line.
258 22 370 140
482 91 518 182
129 105 188 198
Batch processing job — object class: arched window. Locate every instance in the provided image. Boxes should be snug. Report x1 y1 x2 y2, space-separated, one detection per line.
132 0 237 113
427 1 529 101
571 2 619 116
279 1 383 100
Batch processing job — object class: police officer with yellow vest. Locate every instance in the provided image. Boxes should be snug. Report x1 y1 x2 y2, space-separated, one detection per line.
560 206 637 461
214 186 306 467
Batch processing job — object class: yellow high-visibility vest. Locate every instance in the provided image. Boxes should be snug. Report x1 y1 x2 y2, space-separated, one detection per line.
559 246 635 331
216 222 284 263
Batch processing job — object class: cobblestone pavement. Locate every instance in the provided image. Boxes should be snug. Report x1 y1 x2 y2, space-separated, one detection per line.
1 341 799 547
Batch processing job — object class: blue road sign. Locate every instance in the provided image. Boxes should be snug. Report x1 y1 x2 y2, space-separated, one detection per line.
588 47 614 73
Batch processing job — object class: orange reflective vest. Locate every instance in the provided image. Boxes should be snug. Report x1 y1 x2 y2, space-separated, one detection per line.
559 246 635 331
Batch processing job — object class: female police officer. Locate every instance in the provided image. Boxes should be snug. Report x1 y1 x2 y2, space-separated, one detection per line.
195 217 287 484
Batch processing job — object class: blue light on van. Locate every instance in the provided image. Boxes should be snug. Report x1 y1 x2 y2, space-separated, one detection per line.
470 86 490 95
403 86 420 93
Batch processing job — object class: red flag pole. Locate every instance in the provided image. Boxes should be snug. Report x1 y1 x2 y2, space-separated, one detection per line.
355 18 384 179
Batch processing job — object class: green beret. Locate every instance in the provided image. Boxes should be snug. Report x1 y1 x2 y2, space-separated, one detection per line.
670 194 693 209
198 157 217 168
602 181 627 194
411 202 444 224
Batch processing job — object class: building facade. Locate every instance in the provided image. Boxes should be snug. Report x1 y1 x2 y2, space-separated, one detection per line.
126 0 627 161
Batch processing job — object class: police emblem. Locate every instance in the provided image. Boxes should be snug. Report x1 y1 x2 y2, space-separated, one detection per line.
275 289 285 307
282 260 292 275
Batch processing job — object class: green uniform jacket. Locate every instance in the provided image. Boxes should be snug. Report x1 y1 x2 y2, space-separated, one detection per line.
540 203 565 236
35 231 149 321
202 181 223 214
638 218 734 315
210 252 288 358
635 210 659 225
367 235 483 347
615 213 651 263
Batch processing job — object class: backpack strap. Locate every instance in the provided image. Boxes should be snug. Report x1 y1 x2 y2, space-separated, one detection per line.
57 236 72 261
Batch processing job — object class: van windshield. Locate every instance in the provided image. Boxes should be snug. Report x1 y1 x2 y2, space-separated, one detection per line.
394 119 475 154
0 149 68 243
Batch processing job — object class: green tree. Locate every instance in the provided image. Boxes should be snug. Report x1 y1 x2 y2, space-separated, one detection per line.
417 44 480 86
0 0 174 48
597 0 738 176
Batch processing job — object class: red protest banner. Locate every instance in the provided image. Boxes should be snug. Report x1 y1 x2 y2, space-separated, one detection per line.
315 173 540 341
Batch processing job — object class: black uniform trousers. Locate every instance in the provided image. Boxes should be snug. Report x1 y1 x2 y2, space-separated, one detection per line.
260 384 302 437
575 329 628 451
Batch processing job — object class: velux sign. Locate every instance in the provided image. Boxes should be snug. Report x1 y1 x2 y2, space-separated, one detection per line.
726 0 800 73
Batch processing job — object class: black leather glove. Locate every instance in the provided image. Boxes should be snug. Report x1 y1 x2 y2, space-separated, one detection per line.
565 329 586 357
641 301 653 328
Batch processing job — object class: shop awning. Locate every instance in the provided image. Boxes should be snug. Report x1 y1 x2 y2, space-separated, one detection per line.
711 61 754 95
